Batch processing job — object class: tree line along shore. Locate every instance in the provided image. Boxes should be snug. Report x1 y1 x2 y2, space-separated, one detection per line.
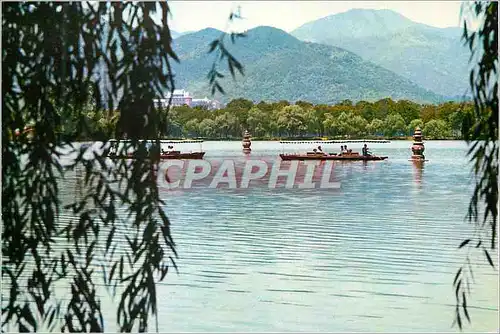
59 97 488 141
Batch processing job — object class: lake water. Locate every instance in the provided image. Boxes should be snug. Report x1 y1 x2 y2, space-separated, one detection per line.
7 140 500 332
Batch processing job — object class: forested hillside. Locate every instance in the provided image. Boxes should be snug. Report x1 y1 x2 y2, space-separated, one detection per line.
291 9 471 97
170 26 445 104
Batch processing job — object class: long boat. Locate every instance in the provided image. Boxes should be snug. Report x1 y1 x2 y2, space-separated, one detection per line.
107 139 205 160
160 151 205 159
279 140 391 144
109 151 206 160
279 139 390 161
280 152 388 161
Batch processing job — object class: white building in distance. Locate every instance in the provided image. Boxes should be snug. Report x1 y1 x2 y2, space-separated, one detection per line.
154 90 222 110
191 97 223 110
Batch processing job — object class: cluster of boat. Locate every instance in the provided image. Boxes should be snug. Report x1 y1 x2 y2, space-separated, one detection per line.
105 139 389 162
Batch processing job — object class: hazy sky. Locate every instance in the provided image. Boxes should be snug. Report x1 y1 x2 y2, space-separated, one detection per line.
166 1 467 33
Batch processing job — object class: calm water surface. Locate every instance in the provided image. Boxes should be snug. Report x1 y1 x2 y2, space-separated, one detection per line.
152 141 498 332
24 141 500 332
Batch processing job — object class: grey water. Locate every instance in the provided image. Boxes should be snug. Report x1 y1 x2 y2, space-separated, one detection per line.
8 141 500 332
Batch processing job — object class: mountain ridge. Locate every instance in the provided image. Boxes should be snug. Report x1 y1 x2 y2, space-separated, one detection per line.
170 26 447 104
290 8 470 97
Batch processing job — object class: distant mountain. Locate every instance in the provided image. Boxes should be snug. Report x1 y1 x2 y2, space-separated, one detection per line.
170 26 445 104
291 9 472 97
170 30 182 39
171 30 194 39
292 9 416 42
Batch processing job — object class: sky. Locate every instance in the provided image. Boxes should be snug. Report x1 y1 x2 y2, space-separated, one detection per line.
166 1 467 33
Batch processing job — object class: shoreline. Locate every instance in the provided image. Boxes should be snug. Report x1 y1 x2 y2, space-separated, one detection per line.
76 137 465 142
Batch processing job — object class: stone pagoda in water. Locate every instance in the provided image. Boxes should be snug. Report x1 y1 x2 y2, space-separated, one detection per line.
410 127 427 162
242 130 252 154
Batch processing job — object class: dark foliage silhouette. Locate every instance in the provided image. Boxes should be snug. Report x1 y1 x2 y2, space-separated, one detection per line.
453 1 498 330
2 2 243 331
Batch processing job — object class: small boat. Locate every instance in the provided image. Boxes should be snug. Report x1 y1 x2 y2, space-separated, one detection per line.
108 151 206 160
107 139 206 160
160 151 206 159
280 152 388 161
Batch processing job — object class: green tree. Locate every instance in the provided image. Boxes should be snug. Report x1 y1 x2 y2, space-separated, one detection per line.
383 113 406 137
172 105 197 125
225 98 253 131
357 100 376 123
214 112 239 138
349 115 369 137
295 100 314 109
408 119 424 136
423 119 450 139
313 104 330 135
165 107 184 137
225 98 254 111
338 99 353 107
198 118 217 137
397 100 421 124
322 113 338 136
304 107 322 136
368 118 384 136
420 104 437 123
276 105 306 137
372 98 397 120
267 107 281 137
97 109 121 137
448 110 465 138
247 106 268 137
185 118 201 136
273 100 291 109
436 101 459 121
331 112 352 137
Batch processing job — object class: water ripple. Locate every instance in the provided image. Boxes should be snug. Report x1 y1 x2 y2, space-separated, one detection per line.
10 141 497 333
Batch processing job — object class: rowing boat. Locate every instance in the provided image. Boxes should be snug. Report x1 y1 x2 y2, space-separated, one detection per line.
279 140 389 161
107 139 206 160
280 153 388 161
109 151 205 160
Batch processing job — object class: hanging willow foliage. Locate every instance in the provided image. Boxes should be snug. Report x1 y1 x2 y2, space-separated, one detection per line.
453 1 498 331
2 2 244 332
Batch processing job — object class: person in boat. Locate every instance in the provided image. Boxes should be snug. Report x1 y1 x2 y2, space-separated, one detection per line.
152 142 161 156
317 145 326 155
362 144 372 156
108 142 119 156
362 144 368 156
145 141 153 153
109 145 116 157
162 145 174 155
